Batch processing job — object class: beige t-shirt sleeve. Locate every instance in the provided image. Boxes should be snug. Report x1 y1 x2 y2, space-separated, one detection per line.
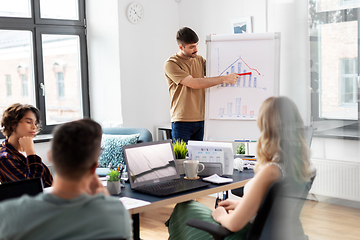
164 60 190 85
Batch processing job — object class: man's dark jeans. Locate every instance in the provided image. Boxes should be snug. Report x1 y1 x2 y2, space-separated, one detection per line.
171 121 204 143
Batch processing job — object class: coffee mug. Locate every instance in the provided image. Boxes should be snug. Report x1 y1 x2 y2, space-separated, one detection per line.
183 160 205 179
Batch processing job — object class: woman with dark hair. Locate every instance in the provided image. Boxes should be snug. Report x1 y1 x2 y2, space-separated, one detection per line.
166 96 312 240
0 103 53 187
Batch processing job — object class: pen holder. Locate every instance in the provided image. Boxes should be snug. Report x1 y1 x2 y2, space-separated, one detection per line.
106 180 121 195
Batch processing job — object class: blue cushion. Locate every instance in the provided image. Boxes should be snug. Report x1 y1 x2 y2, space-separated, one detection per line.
98 134 140 169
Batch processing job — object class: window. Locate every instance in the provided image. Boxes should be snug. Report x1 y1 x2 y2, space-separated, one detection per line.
309 1 360 135
0 0 89 134
340 58 358 106
21 74 28 97
57 72 65 99
0 0 31 18
341 0 360 6
5 75 12 97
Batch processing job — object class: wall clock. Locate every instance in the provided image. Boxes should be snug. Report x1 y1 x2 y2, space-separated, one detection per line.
127 2 144 24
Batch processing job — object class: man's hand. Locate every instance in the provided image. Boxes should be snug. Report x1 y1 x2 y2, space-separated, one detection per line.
18 136 35 156
87 175 110 196
222 73 239 85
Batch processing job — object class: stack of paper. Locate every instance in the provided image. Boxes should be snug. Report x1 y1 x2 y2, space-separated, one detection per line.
202 174 234 184
120 197 151 210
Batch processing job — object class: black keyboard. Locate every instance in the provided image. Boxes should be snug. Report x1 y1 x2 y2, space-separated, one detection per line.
137 178 200 192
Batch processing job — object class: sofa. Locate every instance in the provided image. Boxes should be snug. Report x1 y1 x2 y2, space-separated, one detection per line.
96 127 153 176
102 127 153 143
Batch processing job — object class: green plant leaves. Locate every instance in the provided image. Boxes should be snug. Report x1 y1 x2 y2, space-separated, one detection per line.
173 139 188 159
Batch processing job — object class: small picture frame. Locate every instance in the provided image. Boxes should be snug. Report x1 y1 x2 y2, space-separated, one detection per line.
231 17 252 34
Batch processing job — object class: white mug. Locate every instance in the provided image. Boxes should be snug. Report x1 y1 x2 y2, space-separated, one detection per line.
183 160 205 179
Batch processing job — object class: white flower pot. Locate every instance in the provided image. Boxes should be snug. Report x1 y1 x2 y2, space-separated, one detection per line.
175 159 186 175
106 181 121 195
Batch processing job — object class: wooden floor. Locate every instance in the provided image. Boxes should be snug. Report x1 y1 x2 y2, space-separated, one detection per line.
138 196 360 240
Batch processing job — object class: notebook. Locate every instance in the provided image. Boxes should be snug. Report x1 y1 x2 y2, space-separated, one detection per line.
0 178 44 202
123 140 210 196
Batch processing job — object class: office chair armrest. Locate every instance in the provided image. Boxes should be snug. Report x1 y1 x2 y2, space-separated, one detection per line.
186 219 233 240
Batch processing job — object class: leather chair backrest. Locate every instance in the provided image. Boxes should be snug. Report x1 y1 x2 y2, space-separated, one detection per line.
247 179 311 240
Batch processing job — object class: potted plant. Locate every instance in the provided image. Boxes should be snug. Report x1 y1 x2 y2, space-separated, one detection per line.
106 169 121 195
236 143 245 155
173 139 188 175
235 143 246 158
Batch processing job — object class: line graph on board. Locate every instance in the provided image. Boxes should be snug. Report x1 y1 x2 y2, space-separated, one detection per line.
216 55 267 91
208 41 276 120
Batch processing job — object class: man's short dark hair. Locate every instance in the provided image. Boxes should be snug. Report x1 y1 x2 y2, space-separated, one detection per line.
1 103 41 138
176 27 199 46
51 119 102 180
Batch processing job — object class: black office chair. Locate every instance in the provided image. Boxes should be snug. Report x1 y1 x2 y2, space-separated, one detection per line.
186 176 315 240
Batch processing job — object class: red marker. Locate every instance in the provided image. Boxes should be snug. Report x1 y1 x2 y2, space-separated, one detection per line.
237 72 252 76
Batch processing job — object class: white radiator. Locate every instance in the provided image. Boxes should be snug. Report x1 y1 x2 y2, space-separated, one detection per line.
310 159 360 202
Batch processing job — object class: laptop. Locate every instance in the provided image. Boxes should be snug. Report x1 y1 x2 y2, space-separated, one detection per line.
123 140 210 196
0 178 44 202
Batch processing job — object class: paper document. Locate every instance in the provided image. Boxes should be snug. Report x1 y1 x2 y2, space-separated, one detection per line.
120 197 151 210
202 174 234 184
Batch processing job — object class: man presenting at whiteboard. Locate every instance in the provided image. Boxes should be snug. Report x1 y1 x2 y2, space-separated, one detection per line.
164 27 239 143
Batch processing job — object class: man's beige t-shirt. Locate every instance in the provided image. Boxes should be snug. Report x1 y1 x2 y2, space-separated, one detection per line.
164 54 206 122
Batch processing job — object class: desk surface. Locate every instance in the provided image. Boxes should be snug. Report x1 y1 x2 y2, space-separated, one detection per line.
118 169 254 214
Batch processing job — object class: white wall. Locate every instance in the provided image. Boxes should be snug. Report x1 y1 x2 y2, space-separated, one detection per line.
117 1 179 136
178 0 268 55
87 0 123 128
268 0 310 124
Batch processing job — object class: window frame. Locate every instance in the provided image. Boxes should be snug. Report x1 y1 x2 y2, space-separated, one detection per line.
309 5 360 139
0 0 89 136
310 7 360 123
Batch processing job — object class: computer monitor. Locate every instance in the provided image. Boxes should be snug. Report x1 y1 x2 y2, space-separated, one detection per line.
0 178 43 202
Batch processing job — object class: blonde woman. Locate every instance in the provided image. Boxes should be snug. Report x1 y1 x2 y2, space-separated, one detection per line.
166 96 311 240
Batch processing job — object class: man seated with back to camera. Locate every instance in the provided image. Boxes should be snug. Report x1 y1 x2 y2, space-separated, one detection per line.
0 119 132 240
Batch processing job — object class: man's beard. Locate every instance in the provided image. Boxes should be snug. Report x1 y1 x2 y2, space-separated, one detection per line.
185 51 197 58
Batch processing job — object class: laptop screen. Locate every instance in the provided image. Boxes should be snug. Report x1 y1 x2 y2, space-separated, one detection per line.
0 178 43 202
123 140 179 189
